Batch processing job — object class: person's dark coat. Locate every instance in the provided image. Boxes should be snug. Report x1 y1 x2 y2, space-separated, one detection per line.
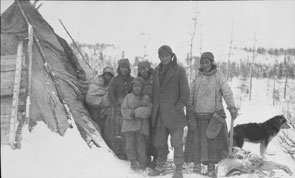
151 57 190 130
142 75 153 100
108 74 134 106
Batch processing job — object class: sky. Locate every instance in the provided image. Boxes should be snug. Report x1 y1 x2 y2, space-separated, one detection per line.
1 0 295 63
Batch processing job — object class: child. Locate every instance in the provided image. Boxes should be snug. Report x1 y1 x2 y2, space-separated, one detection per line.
121 77 152 171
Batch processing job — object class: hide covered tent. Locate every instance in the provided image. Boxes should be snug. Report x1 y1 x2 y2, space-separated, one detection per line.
1 0 104 149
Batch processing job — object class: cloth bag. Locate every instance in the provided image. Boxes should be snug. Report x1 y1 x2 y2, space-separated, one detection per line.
206 111 226 139
85 84 110 107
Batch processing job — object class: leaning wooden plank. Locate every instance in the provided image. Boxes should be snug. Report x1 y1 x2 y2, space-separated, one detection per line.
9 41 23 149
1 114 11 137
1 114 11 127
1 70 15 84
0 88 14 96
1 70 26 96
26 24 33 125
0 55 17 63
0 55 17 71
1 135 9 145
0 71 15 96
0 63 16 72
0 96 13 115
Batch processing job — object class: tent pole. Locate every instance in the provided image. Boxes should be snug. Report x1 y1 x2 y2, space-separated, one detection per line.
9 41 23 149
16 0 69 134
25 24 33 128
59 19 92 70
16 0 105 148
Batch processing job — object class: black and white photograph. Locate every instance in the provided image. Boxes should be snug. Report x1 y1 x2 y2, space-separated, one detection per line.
1 0 295 178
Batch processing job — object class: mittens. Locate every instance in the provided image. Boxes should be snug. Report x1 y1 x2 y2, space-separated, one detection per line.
206 112 225 139
228 107 238 120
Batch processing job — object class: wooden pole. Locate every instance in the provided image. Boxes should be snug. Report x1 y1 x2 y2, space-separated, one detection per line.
227 22 234 80
9 41 23 149
26 24 33 126
16 0 103 148
32 0 38 7
249 41 256 101
284 54 289 99
199 24 202 56
16 0 71 131
249 23 258 101
58 19 92 69
189 2 198 84
228 117 234 156
273 75 276 106
36 3 42 10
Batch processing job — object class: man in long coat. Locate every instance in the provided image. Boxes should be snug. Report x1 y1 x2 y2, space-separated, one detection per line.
149 45 190 178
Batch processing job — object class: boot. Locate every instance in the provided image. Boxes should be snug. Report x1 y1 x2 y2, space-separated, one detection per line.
207 163 216 178
138 163 146 171
130 161 139 171
148 166 164 176
172 164 183 178
117 153 127 160
172 170 183 178
193 163 201 174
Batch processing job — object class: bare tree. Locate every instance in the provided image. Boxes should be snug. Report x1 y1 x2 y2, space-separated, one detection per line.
279 91 295 160
199 24 203 56
284 54 290 99
249 23 259 101
272 75 276 106
227 22 234 80
140 33 150 60
188 2 199 84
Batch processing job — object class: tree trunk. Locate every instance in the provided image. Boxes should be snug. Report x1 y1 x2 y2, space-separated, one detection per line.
273 77 276 106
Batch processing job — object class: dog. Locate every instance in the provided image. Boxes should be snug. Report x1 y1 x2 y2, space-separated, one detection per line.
232 115 290 158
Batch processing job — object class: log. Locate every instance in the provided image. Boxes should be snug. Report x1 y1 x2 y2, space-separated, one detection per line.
9 41 23 148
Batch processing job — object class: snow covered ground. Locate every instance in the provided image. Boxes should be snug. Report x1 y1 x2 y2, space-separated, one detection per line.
2 77 295 178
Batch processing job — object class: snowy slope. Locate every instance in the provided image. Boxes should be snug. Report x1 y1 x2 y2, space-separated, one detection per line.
226 78 295 178
2 77 295 178
1 122 132 178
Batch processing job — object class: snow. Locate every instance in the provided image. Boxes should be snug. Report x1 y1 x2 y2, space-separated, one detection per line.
2 77 295 178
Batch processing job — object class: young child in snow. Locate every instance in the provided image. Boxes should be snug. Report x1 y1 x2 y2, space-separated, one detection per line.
121 77 152 171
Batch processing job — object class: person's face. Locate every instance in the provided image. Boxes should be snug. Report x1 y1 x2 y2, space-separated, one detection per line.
159 53 172 65
133 82 142 96
200 58 213 72
103 73 113 83
119 66 129 76
138 67 149 79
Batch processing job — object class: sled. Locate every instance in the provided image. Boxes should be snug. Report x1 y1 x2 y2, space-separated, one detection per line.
216 147 292 177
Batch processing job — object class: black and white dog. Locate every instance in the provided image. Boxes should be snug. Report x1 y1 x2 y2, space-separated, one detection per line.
232 115 290 158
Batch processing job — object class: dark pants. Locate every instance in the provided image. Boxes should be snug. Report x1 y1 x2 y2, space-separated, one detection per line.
146 124 158 168
153 113 184 169
105 105 127 159
125 132 147 168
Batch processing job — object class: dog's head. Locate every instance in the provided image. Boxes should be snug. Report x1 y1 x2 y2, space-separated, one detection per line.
273 115 290 129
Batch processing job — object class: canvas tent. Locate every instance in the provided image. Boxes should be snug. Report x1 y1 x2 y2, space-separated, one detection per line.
1 0 105 149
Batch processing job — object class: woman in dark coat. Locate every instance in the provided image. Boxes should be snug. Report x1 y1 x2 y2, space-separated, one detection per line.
184 52 238 177
86 66 114 137
149 45 190 178
105 58 134 160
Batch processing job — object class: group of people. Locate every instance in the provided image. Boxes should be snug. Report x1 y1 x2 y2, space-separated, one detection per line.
87 45 238 178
